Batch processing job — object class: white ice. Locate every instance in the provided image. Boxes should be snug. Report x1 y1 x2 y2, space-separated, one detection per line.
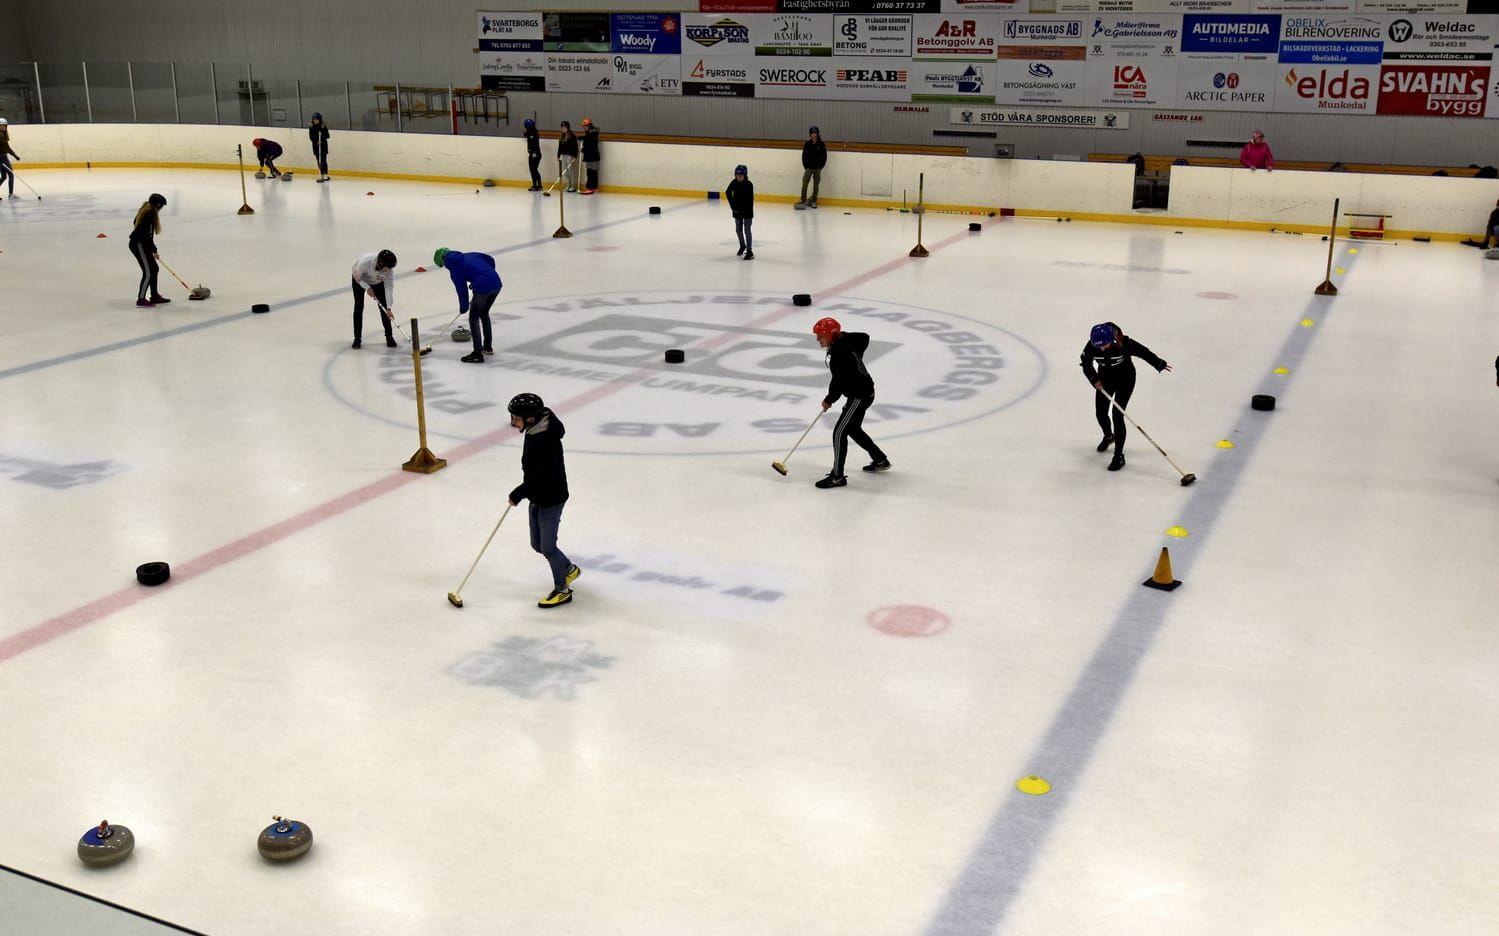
1 168 1497 936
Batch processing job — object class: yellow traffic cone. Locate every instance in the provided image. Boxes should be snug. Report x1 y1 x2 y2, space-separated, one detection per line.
1142 547 1181 592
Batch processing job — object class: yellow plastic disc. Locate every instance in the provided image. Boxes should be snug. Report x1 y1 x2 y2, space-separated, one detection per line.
1016 775 1051 796
1216 439 1236 449
1165 525 1190 538
1335 267 1346 274
1349 248 1359 254
1300 318 1314 327
1273 367 1289 375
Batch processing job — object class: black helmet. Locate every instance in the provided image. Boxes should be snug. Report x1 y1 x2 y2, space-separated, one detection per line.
508 393 545 422
377 249 397 270
149 193 167 208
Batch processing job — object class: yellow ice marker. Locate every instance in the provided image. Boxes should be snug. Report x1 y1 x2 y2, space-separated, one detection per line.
1349 248 1359 254
1016 776 1051 796
1300 318 1314 327
1217 439 1236 449
1273 367 1289 375
1165 525 1190 538
1335 267 1346 274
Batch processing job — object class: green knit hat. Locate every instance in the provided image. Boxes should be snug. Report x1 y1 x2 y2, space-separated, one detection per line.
433 247 451 268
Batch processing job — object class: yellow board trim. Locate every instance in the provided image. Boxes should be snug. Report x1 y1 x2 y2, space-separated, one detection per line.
16 160 1470 242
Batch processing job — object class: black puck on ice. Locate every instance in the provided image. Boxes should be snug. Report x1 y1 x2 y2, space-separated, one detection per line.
792 294 812 307
649 206 661 215
136 562 171 587
968 222 981 232
251 303 270 314
1251 394 1276 412
665 349 685 364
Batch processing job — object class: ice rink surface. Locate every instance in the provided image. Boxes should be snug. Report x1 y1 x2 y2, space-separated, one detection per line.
2 168 1497 936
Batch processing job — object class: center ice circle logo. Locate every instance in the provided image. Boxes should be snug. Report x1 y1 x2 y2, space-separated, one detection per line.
329 291 1045 456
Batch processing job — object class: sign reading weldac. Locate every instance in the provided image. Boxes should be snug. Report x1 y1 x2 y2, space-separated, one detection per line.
482 8 1499 116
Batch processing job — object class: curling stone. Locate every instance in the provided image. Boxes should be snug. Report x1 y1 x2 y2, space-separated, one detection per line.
792 294 812 307
665 349 685 364
1251 394 1276 412
281 172 293 181
1486 248 1499 260
254 171 267 180
482 179 496 188
968 222 981 232
78 821 134 867
135 562 170 587
258 816 313 861
453 327 471 342
649 206 661 215
251 303 270 314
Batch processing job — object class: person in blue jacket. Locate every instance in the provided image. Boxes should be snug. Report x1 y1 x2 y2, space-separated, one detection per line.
434 247 501 363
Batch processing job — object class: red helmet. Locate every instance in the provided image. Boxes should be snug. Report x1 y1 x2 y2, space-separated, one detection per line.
252 138 263 147
812 317 841 340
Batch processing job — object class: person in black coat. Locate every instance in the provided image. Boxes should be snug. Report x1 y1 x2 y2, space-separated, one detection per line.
580 117 600 194
309 113 331 182
251 137 283 178
128 193 169 307
557 120 579 193
726 164 754 260
523 118 542 191
799 125 827 208
506 393 580 608
812 317 889 488
1080 322 1171 472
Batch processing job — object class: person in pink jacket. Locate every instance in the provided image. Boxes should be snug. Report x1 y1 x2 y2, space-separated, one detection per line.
1240 130 1274 171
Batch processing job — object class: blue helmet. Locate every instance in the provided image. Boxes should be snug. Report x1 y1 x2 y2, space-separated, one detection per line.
1090 323 1119 348
524 118 535 129
734 164 747 176
809 125 820 135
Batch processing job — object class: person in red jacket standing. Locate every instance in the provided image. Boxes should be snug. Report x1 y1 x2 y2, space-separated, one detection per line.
1240 130 1273 172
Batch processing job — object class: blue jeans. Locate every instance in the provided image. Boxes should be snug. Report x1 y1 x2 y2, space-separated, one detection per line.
468 288 499 353
529 502 572 589
735 217 753 251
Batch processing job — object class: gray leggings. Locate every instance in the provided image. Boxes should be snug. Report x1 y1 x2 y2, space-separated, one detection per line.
735 217 753 250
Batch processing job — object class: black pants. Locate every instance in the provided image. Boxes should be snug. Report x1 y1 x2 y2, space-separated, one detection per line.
527 152 542 188
468 288 499 353
1094 367 1137 453
314 148 329 176
0 158 13 195
130 240 159 300
832 396 885 476
352 279 393 340
585 164 598 190
259 157 279 175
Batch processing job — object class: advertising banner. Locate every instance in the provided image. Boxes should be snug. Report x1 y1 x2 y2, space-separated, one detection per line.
1000 15 1088 41
611 13 683 55
910 60 998 99
832 57 913 98
833 14 915 55
682 13 760 56
1085 56 1181 104
1182 13 1281 51
951 103 1130 125
748 13 835 54
545 53 614 92
779 0 938 9
1379 14 1496 59
1357 0 1463 10
1278 14 1385 66
913 13 1002 58
755 56 833 96
1086 14 1184 58
683 56 758 95
1176 54 1279 106
995 17 1088 103
1276 62 1381 110
699 0 775 10
477 12 544 52
611 54 683 94
544 12 610 53
1056 1 1248 10
479 52 547 92
1251 0 1354 9
1376 61 1488 112
942 0 1024 9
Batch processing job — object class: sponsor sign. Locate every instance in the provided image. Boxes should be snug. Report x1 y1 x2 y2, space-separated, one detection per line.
477 12 544 52
1377 62 1488 112
911 59 998 98
1086 57 1181 104
610 13 682 55
479 52 547 92
1087 15 1183 56
756 57 832 95
950 103 1130 125
779 0 939 9
546 53 614 93
1252 0 1354 9
1379 14 1496 59
544 12 611 53
684 56 758 95
700 0 776 10
1057 1 1245 9
941 0 1023 9
611 54 683 94
833 14 915 55
1358 0 1463 10
1176 54 1279 106
682 13 758 56
833 57 913 98
1001 16 1087 40
913 14 1002 58
995 41 1087 103
1276 62 1381 109
749 13 835 54
1279 15 1384 65
1182 14 1282 51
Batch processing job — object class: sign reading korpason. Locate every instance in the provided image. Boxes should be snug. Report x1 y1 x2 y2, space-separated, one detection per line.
950 104 1130 126
478 12 546 91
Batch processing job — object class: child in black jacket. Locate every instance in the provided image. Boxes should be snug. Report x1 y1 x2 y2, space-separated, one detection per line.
726 164 754 260
309 113 330 182
523 118 542 190
506 393 580 608
813 317 889 488
1080 322 1171 472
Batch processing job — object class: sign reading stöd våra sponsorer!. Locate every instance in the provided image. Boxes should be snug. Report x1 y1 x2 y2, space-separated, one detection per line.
951 105 1130 129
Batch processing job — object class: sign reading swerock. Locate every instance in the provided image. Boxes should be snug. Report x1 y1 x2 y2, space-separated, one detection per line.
333 292 1043 456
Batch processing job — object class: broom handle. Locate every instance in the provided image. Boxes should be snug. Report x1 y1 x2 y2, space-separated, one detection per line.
455 504 511 595
157 257 192 291
1102 390 1190 476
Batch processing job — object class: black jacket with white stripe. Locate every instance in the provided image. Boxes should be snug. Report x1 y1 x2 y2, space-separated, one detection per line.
1079 324 1167 385
824 332 875 406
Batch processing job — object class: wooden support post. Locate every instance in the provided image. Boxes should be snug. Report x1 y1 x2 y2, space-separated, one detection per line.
402 318 448 474
909 172 929 258
553 177 572 238
1314 197 1339 296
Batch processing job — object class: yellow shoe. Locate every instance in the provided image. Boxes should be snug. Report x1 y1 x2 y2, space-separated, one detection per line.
538 587 573 609
565 564 581 585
